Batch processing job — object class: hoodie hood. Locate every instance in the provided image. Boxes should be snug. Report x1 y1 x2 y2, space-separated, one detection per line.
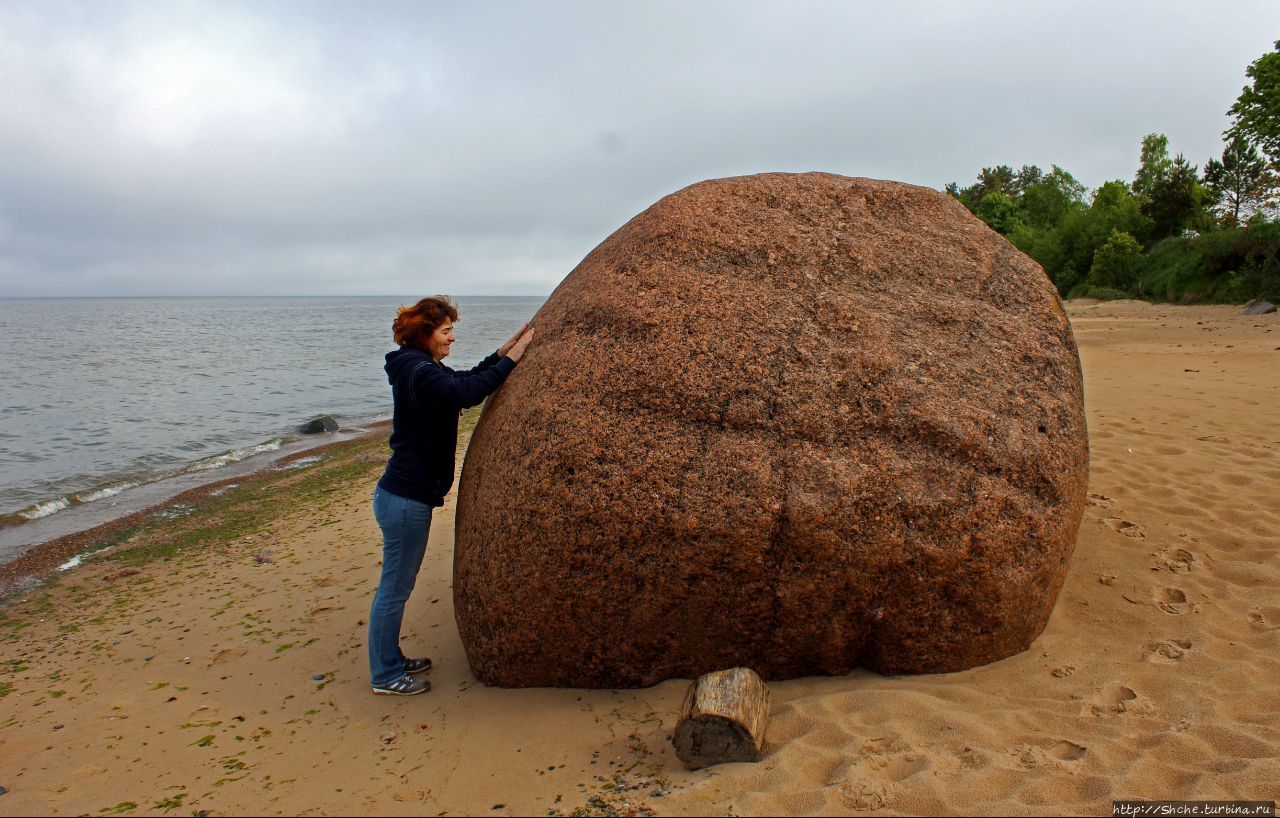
384 346 432 384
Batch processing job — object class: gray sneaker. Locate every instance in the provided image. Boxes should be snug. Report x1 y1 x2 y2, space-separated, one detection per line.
403 656 433 675
372 673 431 696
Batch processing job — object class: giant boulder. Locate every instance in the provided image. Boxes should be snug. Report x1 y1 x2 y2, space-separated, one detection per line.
455 173 1089 688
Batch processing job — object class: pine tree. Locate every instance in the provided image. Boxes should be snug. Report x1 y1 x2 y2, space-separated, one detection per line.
1204 135 1275 226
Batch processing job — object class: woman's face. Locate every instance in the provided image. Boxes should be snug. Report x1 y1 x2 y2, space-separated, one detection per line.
426 318 455 361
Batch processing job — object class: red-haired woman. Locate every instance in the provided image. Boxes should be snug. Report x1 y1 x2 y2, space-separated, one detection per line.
369 294 534 696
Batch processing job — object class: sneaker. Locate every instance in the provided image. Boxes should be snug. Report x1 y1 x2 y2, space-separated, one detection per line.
372 673 431 696
403 656 433 675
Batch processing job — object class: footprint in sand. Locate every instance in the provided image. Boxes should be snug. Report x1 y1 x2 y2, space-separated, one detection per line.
1155 548 1198 574
1144 639 1192 663
833 778 888 811
1152 587 1198 615
1085 686 1157 716
1088 684 1144 716
827 752 928 811
1051 740 1088 761
1012 740 1086 769
957 748 987 770
1102 517 1146 539
860 734 909 755
1247 607 1280 632
1088 493 1115 509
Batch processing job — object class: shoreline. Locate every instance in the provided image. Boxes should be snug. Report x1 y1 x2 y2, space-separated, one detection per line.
0 418 391 565
0 421 390 598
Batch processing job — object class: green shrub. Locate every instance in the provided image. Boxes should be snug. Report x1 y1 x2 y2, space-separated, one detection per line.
1133 222 1280 302
1088 230 1142 289
976 191 1021 234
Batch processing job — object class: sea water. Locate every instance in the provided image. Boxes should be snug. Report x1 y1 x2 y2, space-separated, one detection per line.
0 295 543 561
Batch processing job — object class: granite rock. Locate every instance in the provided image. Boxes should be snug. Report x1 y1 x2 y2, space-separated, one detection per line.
1242 300 1276 315
455 173 1089 688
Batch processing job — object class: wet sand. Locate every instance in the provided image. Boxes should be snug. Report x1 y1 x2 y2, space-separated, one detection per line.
0 300 1276 815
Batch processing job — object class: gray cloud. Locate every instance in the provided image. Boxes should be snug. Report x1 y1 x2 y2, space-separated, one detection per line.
0 0 1276 296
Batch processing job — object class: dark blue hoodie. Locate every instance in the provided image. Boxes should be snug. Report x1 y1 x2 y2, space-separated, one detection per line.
377 346 517 507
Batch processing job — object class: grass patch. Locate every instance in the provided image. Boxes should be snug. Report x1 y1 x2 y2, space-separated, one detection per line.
102 433 390 569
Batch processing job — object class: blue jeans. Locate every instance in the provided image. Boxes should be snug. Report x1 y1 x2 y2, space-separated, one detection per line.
368 487 433 686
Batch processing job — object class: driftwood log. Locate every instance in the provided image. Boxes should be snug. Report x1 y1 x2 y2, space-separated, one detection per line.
672 667 770 769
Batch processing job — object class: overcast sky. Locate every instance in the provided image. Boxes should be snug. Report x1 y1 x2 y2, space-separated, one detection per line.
0 1 1275 297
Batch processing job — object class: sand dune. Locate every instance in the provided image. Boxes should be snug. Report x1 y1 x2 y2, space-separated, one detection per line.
0 300 1276 815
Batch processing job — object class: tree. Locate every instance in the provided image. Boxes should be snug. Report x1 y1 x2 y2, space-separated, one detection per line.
1145 155 1211 238
1012 164 1043 198
947 165 1019 211
975 191 1021 234
1204 135 1275 226
978 165 1017 198
1131 133 1212 239
1091 180 1154 244
1043 181 1152 294
945 180 983 212
1228 40 1280 162
1088 230 1142 290
1133 133 1173 202
1019 165 1088 229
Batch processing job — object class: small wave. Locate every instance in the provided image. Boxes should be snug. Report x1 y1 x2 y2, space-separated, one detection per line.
59 544 115 571
74 481 140 503
18 497 70 520
278 455 326 471
188 439 283 471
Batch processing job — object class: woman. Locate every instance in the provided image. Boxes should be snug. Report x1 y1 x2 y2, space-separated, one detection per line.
369 295 534 696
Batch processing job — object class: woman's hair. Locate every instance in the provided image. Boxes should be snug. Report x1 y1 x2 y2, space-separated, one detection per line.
393 295 459 349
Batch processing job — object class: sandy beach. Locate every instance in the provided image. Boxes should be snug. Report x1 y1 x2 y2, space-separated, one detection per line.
0 299 1277 816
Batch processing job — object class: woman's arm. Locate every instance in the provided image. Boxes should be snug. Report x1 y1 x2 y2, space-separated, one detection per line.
456 322 531 378
410 356 516 409
455 351 503 378
410 327 534 410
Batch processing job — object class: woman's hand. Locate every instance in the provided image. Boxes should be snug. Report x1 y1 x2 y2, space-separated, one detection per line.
507 327 535 362
499 323 530 357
